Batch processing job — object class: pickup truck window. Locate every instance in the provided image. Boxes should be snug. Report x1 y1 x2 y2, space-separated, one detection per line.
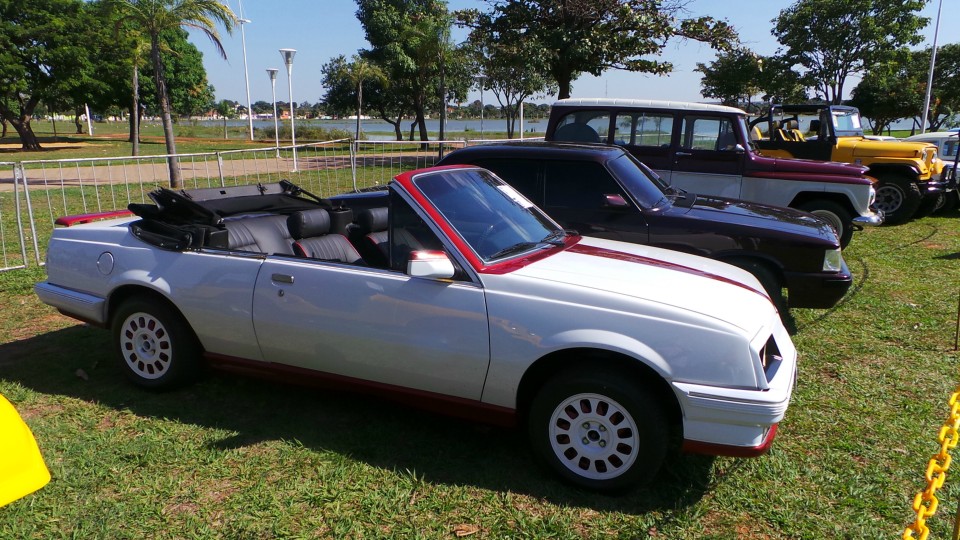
681 117 738 151
553 111 611 143
615 113 673 147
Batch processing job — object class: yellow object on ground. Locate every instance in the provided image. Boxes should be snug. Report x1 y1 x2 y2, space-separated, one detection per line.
0 394 50 507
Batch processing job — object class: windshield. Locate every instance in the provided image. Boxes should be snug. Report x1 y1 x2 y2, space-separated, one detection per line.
606 154 670 208
831 109 864 137
414 168 563 262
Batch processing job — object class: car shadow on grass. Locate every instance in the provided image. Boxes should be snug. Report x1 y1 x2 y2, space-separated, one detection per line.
1 324 718 515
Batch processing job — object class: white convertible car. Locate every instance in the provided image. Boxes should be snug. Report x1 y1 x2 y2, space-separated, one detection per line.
36 165 797 491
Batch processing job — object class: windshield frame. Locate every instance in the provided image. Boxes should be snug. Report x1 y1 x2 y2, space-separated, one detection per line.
411 167 572 265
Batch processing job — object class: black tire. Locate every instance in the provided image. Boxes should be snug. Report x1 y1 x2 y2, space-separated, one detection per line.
726 258 786 313
527 368 669 492
797 200 853 248
874 176 922 225
111 297 201 389
935 191 959 214
913 194 940 219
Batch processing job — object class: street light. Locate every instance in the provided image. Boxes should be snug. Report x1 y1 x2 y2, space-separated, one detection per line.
921 0 943 134
474 74 485 139
238 12 253 140
279 48 297 171
266 68 280 157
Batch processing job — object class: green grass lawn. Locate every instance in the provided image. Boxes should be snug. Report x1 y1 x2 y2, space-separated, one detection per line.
2 208 960 538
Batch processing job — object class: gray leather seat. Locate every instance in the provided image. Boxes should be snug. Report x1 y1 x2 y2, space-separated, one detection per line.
288 209 364 264
223 214 294 255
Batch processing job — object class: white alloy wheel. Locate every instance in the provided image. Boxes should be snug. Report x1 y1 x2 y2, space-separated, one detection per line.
112 297 200 389
119 311 172 380
547 392 639 481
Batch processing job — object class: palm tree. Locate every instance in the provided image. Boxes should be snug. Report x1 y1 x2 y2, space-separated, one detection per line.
111 0 236 188
345 56 387 141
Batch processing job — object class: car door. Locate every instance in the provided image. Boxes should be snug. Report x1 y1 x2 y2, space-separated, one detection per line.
540 160 650 244
670 115 745 199
250 191 490 400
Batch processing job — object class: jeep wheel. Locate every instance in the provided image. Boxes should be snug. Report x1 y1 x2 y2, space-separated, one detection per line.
875 176 922 225
797 200 853 248
935 191 959 214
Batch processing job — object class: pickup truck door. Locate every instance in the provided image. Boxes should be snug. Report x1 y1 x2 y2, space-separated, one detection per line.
669 115 745 200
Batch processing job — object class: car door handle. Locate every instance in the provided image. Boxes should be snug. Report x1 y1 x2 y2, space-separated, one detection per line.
271 273 294 284
675 151 693 157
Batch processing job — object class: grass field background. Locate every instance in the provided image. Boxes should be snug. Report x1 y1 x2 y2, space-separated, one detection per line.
1 129 960 538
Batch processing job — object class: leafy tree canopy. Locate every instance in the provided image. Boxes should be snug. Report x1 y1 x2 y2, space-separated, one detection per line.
773 0 929 104
458 0 737 99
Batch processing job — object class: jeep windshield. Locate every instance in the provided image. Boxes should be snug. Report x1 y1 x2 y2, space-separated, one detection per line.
830 108 864 137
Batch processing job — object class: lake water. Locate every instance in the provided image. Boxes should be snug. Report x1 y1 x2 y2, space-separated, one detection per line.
194 118 547 138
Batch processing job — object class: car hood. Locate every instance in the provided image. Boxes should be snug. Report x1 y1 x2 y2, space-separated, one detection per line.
844 137 930 158
509 236 776 333
668 193 839 245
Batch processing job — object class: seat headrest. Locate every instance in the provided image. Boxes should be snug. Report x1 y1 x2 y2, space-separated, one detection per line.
288 209 331 239
358 207 388 234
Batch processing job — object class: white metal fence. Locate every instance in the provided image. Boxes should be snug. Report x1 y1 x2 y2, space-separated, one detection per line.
0 137 499 272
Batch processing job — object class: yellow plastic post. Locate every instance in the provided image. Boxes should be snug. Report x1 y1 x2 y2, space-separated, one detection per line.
0 394 50 507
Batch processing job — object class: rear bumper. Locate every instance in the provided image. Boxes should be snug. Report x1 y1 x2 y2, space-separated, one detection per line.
783 260 853 309
34 282 107 326
852 211 883 228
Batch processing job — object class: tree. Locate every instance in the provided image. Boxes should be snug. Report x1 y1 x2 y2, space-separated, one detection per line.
109 0 235 188
464 14 556 138
696 48 763 108
458 0 737 100
356 0 470 141
0 0 99 150
322 54 387 140
772 0 928 104
910 43 960 131
849 51 921 134
215 99 235 138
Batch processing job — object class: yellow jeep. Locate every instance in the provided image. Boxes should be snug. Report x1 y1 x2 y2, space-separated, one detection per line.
751 104 947 224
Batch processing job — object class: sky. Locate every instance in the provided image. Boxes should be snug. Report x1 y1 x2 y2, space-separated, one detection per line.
189 0 960 108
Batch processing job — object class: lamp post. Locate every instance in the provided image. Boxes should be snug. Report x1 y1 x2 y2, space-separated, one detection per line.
279 48 297 171
266 68 280 157
474 74 485 139
238 11 253 140
921 0 943 134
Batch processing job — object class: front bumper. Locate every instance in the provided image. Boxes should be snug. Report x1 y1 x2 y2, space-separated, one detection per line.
852 210 883 228
672 334 797 457
783 259 853 309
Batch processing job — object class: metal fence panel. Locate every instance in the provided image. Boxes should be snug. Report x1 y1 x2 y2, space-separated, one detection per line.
4 137 521 273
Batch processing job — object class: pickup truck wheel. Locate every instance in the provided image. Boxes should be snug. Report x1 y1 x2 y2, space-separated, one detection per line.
112 297 201 389
797 201 853 248
528 368 668 491
874 176 922 225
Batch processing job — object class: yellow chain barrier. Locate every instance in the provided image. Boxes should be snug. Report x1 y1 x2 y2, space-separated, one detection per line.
905 388 960 540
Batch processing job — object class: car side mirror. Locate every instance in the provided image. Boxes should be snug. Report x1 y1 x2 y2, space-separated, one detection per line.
603 194 630 208
407 250 456 279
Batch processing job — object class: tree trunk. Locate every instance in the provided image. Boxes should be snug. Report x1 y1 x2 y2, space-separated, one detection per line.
9 118 41 150
150 34 182 188
557 72 573 100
